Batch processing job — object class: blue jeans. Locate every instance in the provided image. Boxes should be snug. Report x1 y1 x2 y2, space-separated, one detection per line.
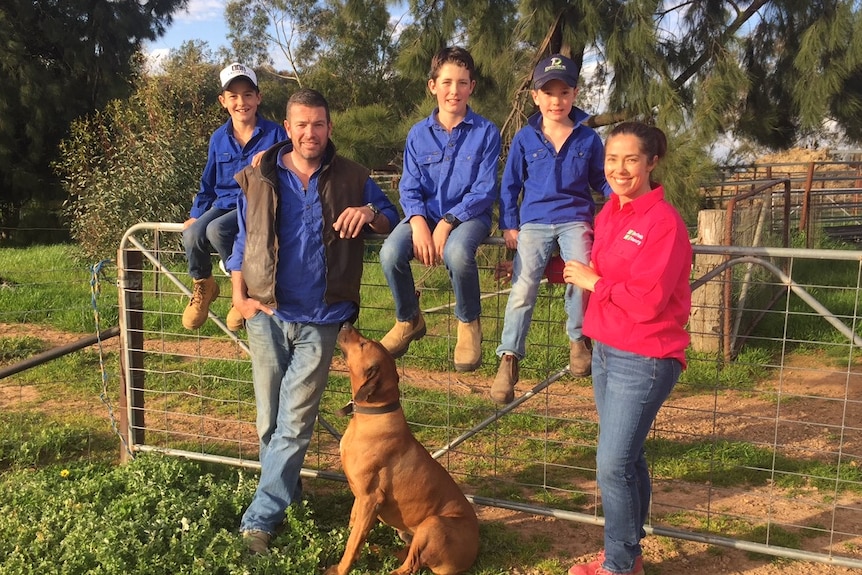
183 207 238 280
239 313 339 534
379 217 490 323
496 222 593 358
592 341 681 573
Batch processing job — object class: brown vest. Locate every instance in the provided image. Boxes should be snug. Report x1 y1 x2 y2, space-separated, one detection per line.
234 141 369 309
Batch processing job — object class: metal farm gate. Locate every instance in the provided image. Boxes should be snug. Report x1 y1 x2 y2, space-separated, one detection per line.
116 221 862 568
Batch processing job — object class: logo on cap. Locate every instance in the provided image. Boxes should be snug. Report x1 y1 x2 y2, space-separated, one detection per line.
533 54 578 89
544 57 567 72
220 63 258 91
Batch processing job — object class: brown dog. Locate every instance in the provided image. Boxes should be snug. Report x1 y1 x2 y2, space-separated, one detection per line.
324 323 479 575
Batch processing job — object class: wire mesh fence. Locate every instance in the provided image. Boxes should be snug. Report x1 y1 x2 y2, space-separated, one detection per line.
86 222 862 567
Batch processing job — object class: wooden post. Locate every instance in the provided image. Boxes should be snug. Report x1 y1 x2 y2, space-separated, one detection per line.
690 210 726 354
117 247 145 463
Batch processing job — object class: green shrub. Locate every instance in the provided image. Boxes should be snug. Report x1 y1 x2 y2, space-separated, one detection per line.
56 51 225 261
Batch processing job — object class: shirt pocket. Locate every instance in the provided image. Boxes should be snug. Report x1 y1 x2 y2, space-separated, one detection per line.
216 152 244 188
562 145 593 186
524 146 551 167
416 149 443 190
606 228 644 273
451 150 482 190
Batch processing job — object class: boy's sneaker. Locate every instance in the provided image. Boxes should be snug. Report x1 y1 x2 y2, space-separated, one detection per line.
241 529 271 555
454 318 482 372
568 551 644 575
182 276 219 330
226 306 244 331
380 312 426 358
490 354 519 404
569 337 592 377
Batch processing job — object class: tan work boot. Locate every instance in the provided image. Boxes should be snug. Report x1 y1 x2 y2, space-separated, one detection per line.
182 276 219 330
491 354 519 404
226 306 244 331
569 337 592 377
454 318 482 372
380 312 426 358
241 529 271 555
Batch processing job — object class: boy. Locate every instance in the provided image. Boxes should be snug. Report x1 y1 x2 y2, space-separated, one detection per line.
181 62 285 330
491 54 611 404
379 46 501 372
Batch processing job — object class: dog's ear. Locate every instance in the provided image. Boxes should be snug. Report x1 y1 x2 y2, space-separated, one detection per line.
354 363 380 402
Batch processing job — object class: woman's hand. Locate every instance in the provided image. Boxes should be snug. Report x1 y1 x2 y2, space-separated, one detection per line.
563 260 599 292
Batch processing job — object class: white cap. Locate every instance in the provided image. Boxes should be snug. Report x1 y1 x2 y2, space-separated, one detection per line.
219 62 258 91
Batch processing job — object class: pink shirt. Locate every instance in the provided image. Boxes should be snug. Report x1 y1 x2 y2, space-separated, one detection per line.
584 184 692 367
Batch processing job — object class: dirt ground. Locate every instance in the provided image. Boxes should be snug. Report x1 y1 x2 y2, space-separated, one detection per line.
474 505 860 574
2 322 861 574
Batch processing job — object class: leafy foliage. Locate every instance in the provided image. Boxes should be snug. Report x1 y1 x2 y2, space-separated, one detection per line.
0 0 188 240
331 104 405 170
56 49 224 260
0 455 327 574
8 0 862 248
214 0 862 218
0 452 550 575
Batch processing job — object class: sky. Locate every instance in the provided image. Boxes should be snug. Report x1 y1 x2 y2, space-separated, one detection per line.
144 0 232 61
144 0 411 65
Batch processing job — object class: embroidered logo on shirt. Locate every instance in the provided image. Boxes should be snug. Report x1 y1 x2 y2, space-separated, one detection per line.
623 229 644 246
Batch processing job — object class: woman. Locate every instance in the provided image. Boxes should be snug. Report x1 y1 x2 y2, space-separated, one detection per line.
563 122 692 575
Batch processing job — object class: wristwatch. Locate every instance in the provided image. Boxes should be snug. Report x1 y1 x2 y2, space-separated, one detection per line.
443 213 461 227
366 203 380 222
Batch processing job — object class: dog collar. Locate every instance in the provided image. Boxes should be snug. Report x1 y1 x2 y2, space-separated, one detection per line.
337 400 401 416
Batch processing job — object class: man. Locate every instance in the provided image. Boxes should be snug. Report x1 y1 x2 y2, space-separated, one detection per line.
225 88 398 554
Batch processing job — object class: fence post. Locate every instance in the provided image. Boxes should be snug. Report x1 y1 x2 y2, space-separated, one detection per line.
690 210 726 354
117 246 145 462
802 162 815 247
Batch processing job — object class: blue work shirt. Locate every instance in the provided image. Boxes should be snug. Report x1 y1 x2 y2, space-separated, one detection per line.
190 115 286 218
229 143 399 325
399 107 501 227
498 106 611 230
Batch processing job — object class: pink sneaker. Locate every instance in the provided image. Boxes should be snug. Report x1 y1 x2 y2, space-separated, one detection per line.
568 551 644 575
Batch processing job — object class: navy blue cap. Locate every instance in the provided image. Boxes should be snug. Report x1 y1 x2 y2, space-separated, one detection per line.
533 54 580 89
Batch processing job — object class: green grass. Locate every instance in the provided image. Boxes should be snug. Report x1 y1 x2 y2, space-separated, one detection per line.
678 347 774 392
0 335 47 361
744 254 862 354
0 244 113 333
0 411 116 469
649 438 862 494
0 450 569 575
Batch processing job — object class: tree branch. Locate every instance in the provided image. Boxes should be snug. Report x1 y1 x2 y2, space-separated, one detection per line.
672 0 769 90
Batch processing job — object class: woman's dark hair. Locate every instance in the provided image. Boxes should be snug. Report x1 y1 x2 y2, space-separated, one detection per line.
608 122 667 160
